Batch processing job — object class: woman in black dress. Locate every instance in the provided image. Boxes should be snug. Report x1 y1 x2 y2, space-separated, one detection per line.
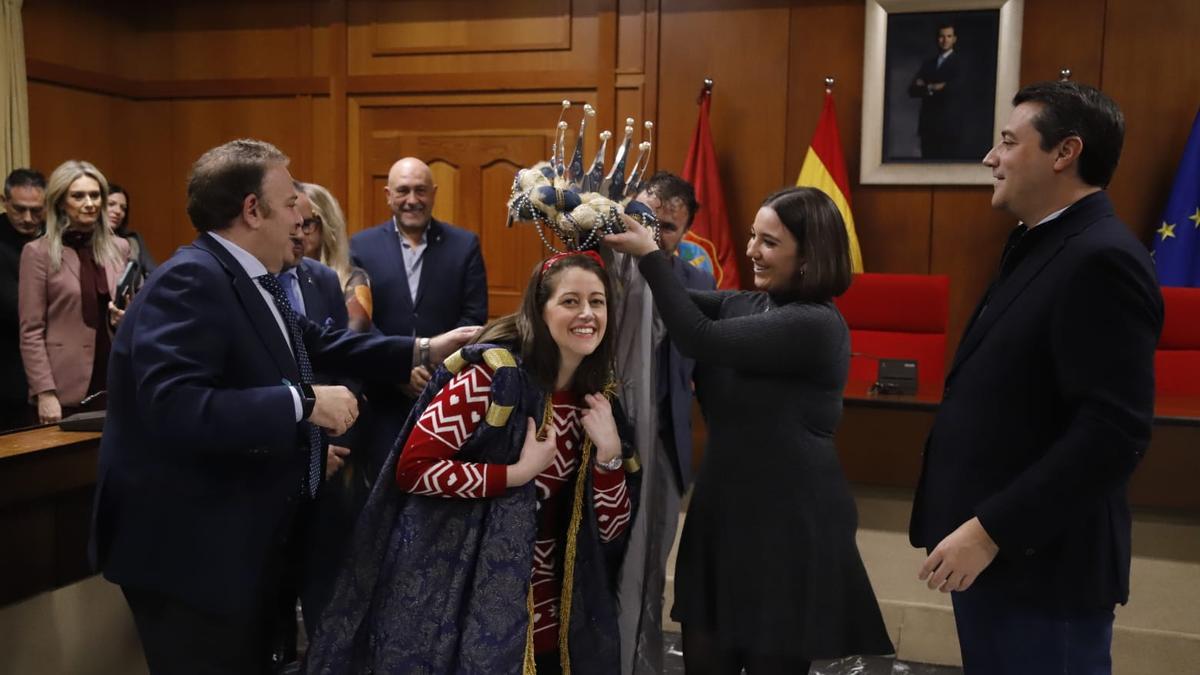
605 186 892 674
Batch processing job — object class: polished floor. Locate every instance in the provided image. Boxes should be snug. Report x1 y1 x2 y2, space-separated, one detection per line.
283 626 963 673
660 631 964 675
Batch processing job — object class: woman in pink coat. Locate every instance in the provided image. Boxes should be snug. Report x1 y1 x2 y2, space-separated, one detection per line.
19 160 129 423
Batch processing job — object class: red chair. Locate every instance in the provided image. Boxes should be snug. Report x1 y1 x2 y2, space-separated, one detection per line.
1155 286 1200 397
834 273 950 390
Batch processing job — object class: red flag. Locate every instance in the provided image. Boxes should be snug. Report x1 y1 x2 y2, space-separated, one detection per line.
682 85 740 290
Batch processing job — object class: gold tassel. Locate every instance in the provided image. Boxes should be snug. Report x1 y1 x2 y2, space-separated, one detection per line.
557 434 592 675
523 399 556 674
557 383 616 672
523 582 538 674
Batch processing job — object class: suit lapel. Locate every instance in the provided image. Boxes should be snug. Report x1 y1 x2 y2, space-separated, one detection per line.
297 260 323 322
195 234 300 382
947 193 1112 380
411 219 442 311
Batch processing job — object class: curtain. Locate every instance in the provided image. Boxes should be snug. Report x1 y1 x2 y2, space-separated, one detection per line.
0 0 30 181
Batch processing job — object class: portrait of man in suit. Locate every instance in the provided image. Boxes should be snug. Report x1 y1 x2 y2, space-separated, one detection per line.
882 9 999 163
908 23 966 159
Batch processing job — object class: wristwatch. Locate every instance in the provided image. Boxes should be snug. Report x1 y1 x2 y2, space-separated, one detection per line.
419 337 432 369
597 455 623 472
294 381 316 419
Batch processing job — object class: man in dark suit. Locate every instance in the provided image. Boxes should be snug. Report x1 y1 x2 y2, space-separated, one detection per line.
91 139 477 673
909 82 1163 674
908 23 966 160
0 168 46 430
616 172 715 675
270 188 355 668
350 156 488 476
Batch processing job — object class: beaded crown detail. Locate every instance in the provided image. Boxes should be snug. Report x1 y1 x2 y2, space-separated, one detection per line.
507 101 658 253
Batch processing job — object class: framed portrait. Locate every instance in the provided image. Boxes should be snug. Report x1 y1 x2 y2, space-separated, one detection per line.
860 0 1024 185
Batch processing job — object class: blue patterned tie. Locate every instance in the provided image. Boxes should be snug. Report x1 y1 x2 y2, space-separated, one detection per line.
257 273 323 499
278 269 304 317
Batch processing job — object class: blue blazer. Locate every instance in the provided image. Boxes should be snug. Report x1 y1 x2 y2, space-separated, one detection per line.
665 258 716 489
350 218 488 338
90 233 413 615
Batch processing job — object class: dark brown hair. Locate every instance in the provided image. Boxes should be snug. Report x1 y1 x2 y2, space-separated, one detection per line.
4 168 45 199
108 183 130 232
1012 80 1124 188
474 253 615 396
640 171 700 229
186 139 288 232
760 186 853 301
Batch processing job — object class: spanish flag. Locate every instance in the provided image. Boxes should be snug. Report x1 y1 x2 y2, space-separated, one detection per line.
796 90 864 272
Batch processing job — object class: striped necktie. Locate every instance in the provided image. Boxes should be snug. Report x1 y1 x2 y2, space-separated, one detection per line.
257 273 323 499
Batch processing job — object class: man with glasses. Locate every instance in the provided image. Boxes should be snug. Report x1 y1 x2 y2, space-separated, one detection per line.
1 168 46 429
616 171 715 674
271 184 356 669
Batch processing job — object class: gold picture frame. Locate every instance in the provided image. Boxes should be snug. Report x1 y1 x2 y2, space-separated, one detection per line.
860 0 1024 185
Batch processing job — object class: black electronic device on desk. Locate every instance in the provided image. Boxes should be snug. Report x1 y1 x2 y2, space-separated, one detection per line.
871 358 918 395
58 391 106 431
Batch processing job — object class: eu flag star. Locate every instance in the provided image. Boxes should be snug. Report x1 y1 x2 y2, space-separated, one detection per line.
1158 222 1177 240
1189 207 1200 228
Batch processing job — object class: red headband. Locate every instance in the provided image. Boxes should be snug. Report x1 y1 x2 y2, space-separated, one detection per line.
540 250 605 275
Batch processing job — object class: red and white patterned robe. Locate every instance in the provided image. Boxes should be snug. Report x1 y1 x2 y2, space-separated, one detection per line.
395 363 632 654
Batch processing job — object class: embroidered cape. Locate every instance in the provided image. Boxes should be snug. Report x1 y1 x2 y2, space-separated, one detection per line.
304 343 640 674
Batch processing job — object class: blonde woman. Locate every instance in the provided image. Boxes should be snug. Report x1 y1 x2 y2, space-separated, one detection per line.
299 182 373 332
19 160 130 423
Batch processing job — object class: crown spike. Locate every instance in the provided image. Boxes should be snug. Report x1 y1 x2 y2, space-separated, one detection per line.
553 121 570 179
551 101 572 178
625 121 654 198
602 121 636 200
583 130 612 193
567 104 595 186
624 141 653 199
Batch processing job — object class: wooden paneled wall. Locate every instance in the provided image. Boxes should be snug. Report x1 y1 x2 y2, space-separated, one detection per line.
22 0 1200 338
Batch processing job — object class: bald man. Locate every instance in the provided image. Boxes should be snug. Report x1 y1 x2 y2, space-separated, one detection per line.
350 157 487 478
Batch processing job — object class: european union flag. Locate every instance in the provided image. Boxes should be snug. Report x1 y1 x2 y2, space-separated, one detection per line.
1153 108 1200 287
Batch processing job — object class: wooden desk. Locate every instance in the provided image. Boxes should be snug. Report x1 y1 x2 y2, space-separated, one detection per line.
837 381 1200 512
0 426 102 605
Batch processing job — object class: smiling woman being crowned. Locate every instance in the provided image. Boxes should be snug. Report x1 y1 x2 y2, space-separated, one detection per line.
305 103 658 675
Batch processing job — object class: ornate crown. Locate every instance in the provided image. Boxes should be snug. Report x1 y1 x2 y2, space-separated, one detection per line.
507 101 658 253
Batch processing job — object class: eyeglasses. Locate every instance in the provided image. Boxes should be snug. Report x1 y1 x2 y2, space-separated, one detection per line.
300 216 322 233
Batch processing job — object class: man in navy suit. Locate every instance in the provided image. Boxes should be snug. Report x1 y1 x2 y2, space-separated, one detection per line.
280 186 355 481
910 82 1163 674
350 156 488 477
908 22 967 160
615 172 715 674
270 188 356 667
91 139 477 673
